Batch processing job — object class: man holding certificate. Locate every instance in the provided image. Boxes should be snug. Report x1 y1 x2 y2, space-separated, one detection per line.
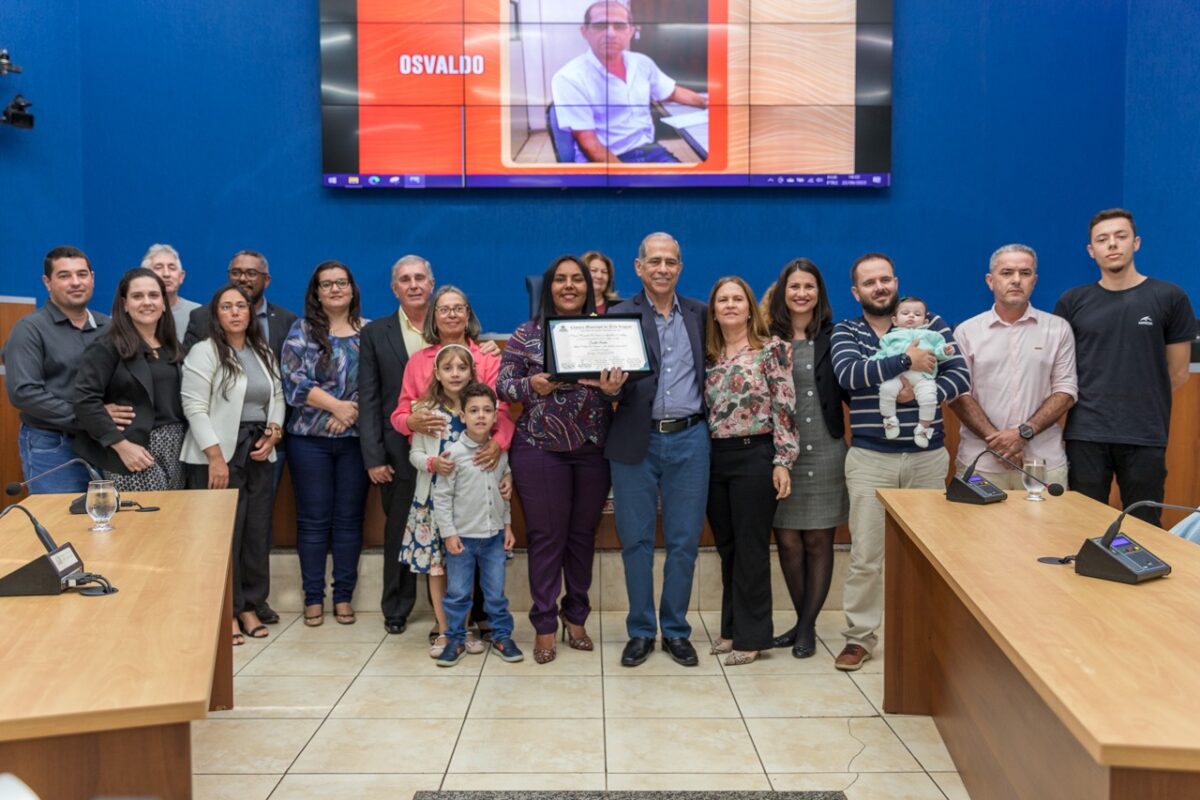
605 232 710 668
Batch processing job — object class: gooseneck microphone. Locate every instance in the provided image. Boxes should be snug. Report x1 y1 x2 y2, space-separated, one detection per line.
0 503 58 552
947 448 1063 504
1099 501 1200 548
1043 500 1199 584
4 457 101 496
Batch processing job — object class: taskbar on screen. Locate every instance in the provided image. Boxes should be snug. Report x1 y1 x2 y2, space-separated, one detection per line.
321 173 892 189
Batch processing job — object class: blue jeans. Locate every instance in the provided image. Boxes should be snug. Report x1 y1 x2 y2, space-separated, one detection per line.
618 143 681 163
287 435 369 605
18 424 90 494
443 534 513 646
610 422 710 639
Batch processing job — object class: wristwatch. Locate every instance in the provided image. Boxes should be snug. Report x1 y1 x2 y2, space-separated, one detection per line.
1018 423 1035 440
898 353 912 370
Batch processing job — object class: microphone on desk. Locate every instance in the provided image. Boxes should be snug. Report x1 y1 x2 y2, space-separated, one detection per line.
5 458 106 515
1049 500 1200 584
0 503 85 597
946 448 1064 504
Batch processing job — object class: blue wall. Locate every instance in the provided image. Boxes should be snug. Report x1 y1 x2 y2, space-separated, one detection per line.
8 0 1192 335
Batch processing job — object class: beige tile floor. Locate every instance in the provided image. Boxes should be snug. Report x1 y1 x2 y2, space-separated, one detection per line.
198 608 972 799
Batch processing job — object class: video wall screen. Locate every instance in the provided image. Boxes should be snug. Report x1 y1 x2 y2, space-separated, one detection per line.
319 0 892 188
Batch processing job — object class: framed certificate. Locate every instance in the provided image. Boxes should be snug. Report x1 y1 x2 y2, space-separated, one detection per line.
543 314 653 381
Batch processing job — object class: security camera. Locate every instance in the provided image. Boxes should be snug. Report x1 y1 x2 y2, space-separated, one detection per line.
0 50 21 77
2 95 33 129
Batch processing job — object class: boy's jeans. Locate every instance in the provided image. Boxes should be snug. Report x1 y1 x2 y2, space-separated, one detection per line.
443 533 513 645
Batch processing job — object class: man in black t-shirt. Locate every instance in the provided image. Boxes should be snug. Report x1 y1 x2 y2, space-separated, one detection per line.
1054 208 1196 525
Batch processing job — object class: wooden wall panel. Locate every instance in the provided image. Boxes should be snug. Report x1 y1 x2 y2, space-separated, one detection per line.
1 299 37 509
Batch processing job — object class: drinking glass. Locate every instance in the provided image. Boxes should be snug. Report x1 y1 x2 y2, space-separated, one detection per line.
1022 457 1047 502
86 479 118 532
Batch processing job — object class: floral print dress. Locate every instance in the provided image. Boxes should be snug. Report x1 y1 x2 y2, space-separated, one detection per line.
399 412 466 575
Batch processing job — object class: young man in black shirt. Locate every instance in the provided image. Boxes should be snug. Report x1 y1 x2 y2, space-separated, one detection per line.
1054 208 1196 525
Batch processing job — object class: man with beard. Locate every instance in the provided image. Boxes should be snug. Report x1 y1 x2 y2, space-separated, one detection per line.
183 249 297 626
183 250 297 361
4 245 111 492
829 253 970 671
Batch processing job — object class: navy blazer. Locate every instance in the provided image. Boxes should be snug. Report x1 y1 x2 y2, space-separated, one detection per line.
73 336 182 475
357 313 414 475
604 290 708 465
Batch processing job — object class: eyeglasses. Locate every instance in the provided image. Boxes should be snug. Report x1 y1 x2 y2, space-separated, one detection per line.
586 21 632 32
318 279 351 291
229 268 265 280
435 304 468 317
218 302 250 313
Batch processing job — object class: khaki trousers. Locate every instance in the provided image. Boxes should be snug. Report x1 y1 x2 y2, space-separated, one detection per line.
842 446 949 653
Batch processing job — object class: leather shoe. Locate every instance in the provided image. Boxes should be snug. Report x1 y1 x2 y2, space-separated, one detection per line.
834 643 871 671
384 619 407 635
661 637 699 667
256 604 280 625
620 637 654 667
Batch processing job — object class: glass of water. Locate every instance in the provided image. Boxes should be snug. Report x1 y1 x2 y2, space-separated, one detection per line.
1022 457 1047 502
86 479 118 532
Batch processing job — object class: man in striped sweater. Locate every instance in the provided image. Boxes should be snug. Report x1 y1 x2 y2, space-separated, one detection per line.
830 253 971 671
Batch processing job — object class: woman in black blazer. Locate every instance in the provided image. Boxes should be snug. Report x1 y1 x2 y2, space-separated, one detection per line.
74 268 188 491
766 259 850 658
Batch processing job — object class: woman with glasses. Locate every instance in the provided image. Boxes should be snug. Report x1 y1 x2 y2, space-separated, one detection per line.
281 261 370 627
181 284 284 645
74 268 188 491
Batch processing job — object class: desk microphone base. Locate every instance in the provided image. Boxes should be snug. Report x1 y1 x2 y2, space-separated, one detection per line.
0 555 64 597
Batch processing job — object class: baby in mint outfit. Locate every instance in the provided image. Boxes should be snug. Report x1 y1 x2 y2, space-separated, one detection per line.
869 296 954 447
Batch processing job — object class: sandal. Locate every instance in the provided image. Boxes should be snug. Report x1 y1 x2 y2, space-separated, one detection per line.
303 604 324 627
559 612 593 651
334 603 356 625
724 650 760 666
238 613 269 639
533 632 557 664
710 638 733 655
429 634 449 659
232 632 245 647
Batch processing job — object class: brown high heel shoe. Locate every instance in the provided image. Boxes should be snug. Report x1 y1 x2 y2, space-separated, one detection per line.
533 632 557 664
559 611 594 651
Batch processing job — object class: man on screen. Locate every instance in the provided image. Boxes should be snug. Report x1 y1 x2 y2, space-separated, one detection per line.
551 1 707 163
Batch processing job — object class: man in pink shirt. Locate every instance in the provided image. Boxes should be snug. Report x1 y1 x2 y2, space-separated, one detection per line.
951 244 1077 488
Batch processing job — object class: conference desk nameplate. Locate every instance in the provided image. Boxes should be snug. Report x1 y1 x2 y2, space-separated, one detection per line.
881 489 1200 800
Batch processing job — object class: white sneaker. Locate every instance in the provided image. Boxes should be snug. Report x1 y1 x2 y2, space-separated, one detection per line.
883 416 901 439
464 631 487 655
912 423 930 448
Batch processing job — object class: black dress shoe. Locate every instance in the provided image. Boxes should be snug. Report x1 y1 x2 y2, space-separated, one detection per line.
772 624 798 649
661 637 699 667
257 604 280 625
621 637 655 667
792 627 816 658
385 619 407 635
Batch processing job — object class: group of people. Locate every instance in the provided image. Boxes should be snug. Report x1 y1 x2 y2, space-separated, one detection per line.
5 207 1195 668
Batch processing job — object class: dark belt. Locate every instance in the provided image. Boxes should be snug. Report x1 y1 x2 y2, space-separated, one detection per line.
651 414 705 434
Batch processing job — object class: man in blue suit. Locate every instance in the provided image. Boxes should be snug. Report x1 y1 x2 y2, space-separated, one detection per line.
606 232 710 667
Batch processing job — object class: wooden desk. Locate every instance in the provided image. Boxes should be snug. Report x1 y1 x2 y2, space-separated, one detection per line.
0 490 237 799
881 488 1200 799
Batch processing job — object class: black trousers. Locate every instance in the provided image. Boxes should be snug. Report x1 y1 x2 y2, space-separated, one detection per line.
380 470 418 623
188 448 275 614
1066 440 1167 526
706 435 777 651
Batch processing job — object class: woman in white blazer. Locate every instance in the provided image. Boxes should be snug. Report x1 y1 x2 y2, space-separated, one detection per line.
181 284 284 646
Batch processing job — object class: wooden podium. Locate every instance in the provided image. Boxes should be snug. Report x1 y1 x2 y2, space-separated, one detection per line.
0 490 237 800
881 488 1200 800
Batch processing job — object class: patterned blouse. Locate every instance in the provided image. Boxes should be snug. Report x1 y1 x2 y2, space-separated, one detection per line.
704 337 799 467
281 318 365 438
497 319 613 451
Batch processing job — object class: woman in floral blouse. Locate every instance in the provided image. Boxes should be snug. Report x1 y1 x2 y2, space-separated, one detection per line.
498 255 626 664
281 260 369 628
703 276 798 665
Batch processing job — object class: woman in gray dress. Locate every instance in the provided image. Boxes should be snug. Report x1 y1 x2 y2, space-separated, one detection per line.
766 259 849 658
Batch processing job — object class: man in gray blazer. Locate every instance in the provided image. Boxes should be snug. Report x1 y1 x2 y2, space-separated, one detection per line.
606 232 710 668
